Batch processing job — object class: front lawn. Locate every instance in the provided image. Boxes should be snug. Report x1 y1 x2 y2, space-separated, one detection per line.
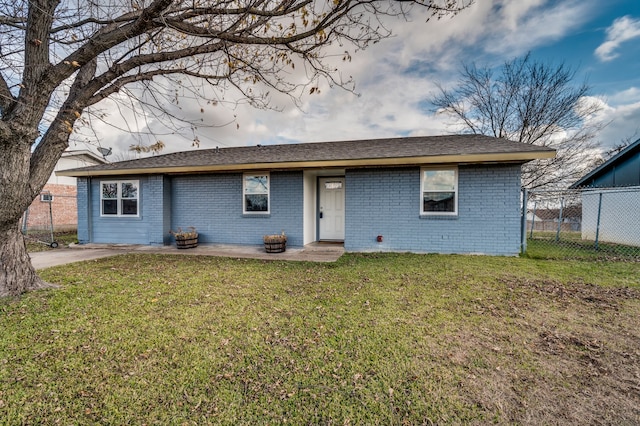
1 253 639 424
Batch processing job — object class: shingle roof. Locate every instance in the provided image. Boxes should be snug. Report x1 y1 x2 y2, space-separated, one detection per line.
58 134 555 177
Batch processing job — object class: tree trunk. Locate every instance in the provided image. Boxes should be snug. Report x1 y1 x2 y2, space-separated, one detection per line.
0 133 55 297
0 225 53 297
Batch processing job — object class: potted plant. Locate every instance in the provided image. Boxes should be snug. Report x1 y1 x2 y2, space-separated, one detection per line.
170 227 198 249
263 231 287 253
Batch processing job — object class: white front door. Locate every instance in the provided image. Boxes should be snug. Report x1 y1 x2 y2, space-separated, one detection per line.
319 177 345 241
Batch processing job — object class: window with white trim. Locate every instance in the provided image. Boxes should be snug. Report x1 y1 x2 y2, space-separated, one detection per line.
421 167 458 215
243 173 269 213
40 193 54 202
101 180 139 216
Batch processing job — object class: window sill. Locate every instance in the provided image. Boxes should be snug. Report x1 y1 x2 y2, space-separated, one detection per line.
99 214 141 219
242 213 271 218
419 214 458 220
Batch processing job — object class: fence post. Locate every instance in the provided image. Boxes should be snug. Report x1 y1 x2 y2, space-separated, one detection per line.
555 196 564 242
529 200 537 239
595 192 603 251
47 198 55 244
21 208 30 234
521 188 528 255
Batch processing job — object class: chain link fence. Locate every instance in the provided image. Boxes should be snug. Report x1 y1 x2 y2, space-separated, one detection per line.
523 186 640 261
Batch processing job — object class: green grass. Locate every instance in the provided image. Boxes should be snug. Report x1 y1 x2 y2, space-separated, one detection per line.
1 253 639 424
526 235 640 261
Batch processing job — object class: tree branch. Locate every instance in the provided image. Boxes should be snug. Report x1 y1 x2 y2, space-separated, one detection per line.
87 69 195 106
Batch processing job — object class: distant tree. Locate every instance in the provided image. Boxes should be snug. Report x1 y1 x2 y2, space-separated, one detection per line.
430 53 604 189
0 0 470 297
599 131 639 163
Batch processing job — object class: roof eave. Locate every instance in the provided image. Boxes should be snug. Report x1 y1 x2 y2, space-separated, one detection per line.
60 150 108 165
57 150 555 177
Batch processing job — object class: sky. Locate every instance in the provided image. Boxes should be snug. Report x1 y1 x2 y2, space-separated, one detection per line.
82 0 640 158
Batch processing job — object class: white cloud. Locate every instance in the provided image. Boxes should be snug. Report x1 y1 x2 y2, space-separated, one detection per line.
606 87 640 105
595 15 640 62
585 96 640 149
482 0 593 56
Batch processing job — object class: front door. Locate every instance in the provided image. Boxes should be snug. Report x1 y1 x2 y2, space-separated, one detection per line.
319 177 345 241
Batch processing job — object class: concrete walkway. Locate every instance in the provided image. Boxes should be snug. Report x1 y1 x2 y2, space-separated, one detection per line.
30 242 345 270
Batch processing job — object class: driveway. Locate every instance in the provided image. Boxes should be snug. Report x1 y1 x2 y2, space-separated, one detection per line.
30 242 344 270
30 248 126 270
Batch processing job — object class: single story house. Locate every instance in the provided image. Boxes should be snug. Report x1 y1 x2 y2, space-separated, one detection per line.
570 138 640 247
58 135 555 256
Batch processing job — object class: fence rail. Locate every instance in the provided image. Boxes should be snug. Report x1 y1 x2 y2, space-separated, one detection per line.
522 186 640 261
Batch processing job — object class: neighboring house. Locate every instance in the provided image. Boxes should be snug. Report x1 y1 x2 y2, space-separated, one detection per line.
58 135 554 256
527 205 582 232
570 138 640 247
23 150 106 231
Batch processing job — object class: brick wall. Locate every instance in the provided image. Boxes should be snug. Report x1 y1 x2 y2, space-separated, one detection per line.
23 183 77 232
171 171 304 246
75 166 522 253
344 165 522 255
78 172 304 246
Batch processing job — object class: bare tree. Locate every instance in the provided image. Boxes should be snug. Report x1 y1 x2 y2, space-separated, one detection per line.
600 131 639 163
0 0 470 296
430 53 604 189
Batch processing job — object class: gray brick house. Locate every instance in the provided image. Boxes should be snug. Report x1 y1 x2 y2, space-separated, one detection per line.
58 135 554 255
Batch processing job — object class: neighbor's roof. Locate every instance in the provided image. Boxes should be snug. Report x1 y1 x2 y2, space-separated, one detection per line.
57 134 556 177
570 138 640 188
60 149 107 165
530 205 582 220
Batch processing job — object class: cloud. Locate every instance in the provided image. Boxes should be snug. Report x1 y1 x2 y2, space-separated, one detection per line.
606 87 640 105
583 93 640 149
481 0 593 56
595 15 640 62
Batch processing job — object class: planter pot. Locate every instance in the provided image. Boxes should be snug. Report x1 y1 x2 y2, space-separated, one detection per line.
264 240 286 253
175 235 198 249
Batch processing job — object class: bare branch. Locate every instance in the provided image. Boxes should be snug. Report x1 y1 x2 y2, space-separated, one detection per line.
87 69 193 106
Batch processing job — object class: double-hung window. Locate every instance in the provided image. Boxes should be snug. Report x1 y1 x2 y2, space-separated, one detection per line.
421 167 458 215
243 173 269 214
101 180 139 216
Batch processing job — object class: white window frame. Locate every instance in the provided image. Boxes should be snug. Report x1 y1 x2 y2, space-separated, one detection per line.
243 173 270 214
40 193 54 203
420 167 458 216
100 180 140 217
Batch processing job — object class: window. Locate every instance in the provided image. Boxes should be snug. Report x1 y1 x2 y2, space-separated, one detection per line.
243 173 269 213
40 193 54 202
101 180 139 216
421 168 457 215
